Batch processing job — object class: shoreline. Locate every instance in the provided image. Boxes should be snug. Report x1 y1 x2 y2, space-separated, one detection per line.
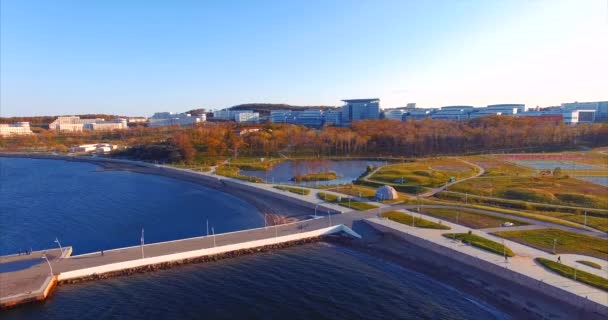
1 153 603 318
0 153 312 224
331 232 604 320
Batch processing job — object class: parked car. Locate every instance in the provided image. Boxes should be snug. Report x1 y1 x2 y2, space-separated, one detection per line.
501 222 514 227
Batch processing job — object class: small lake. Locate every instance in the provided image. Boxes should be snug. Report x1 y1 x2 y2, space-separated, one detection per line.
239 160 385 186
574 176 608 187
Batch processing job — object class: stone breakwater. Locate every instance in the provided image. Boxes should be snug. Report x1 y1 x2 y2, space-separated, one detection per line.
59 237 323 285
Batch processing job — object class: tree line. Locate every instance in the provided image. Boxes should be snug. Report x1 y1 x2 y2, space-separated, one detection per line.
1 116 606 163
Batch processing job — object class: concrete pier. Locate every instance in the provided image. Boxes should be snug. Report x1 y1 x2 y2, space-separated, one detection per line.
0 219 360 309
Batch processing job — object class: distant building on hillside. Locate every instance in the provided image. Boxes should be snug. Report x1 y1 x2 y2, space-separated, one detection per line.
0 122 33 136
148 112 205 127
340 98 380 125
70 143 119 153
213 109 260 123
561 101 608 121
323 110 342 126
431 106 474 120
49 116 128 131
563 110 596 124
469 104 524 119
383 109 405 120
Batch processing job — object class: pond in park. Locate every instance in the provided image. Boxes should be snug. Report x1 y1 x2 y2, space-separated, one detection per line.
239 160 385 186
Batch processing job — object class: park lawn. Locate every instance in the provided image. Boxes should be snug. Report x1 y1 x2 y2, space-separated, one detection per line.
577 260 602 269
493 228 608 260
442 233 515 257
419 207 527 229
215 165 264 183
273 185 311 195
370 157 477 188
435 192 608 232
381 210 450 230
317 192 378 211
170 163 211 172
293 171 338 182
448 175 608 209
536 258 608 292
228 157 283 171
465 155 534 177
324 184 377 198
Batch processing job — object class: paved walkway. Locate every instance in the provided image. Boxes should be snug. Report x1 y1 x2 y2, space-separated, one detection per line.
367 211 607 307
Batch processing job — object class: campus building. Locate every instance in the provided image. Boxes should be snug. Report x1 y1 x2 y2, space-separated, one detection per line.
213 109 260 123
340 98 380 125
148 112 206 127
383 109 406 120
431 106 474 120
49 116 128 131
561 101 608 121
562 110 596 124
0 122 33 136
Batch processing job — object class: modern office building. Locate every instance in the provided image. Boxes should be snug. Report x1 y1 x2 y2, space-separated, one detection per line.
561 101 608 121
469 104 524 119
383 109 405 120
49 116 128 131
148 112 206 127
295 109 323 127
563 110 596 124
0 122 33 136
431 106 474 120
403 108 435 120
213 109 259 123
234 111 260 123
323 110 342 126
340 98 380 125
270 110 295 124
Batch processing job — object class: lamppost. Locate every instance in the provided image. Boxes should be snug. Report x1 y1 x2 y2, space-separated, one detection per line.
553 238 557 254
41 255 53 276
314 204 318 218
54 237 63 258
212 227 216 247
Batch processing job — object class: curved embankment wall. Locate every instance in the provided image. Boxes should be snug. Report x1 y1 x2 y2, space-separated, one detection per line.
0 154 339 216
365 220 607 316
58 224 359 282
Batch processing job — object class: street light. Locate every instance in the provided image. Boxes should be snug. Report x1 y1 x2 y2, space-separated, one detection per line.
553 238 557 254
54 237 63 258
41 255 53 276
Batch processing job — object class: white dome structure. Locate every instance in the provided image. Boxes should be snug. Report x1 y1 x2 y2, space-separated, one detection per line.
375 185 398 200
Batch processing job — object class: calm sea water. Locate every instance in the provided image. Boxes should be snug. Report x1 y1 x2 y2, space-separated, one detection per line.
0 158 507 319
239 160 384 186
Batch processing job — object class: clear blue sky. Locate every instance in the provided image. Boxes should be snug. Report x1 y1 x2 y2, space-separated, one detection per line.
1 0 607 117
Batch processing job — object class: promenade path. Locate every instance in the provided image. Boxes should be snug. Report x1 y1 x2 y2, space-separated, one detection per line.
367 211 607 308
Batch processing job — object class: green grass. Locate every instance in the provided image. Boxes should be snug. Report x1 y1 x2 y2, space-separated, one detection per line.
292 171 338 182
317 192 378 211
465 155 534 177
369 158 477 188
436 192 608 232
381 210 451 230
419 207 527 229
273 185 311 195
577 260 602 269
536 257 608 292
493 228 608 260
448 175 608 209
442 232 515 257
215 165 264 183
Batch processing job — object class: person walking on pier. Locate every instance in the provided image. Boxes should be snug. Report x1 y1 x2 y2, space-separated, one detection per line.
101 250 104 256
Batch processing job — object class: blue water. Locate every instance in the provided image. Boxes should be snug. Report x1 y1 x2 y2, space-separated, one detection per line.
240 160 384 186
0 157 508 319
513 160 601 171
0 158 263 255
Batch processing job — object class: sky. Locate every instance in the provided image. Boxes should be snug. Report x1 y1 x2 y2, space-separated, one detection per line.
1 0 607 117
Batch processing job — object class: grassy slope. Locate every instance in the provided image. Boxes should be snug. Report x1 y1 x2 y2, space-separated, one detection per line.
493 228 608 260
419 207 527 229
370 158 477 188
536 258 608 292
273 185 311 195
381 210 450 230
442 233 515 257
317 192 378 211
